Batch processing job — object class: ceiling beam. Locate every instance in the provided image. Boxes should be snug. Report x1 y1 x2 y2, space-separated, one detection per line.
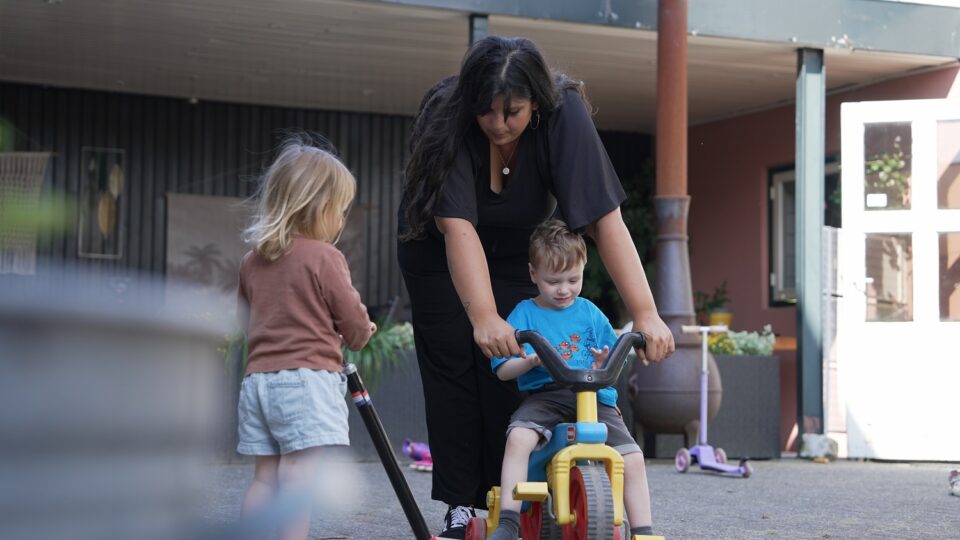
364 0 960 58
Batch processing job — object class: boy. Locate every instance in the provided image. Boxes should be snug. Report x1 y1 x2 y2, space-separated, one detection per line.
488 219 656 540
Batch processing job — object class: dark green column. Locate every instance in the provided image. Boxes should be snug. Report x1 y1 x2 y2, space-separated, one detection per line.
469 14 488 45
795 48 825 435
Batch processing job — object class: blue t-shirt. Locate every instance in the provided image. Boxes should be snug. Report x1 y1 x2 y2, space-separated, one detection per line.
491 297 620 407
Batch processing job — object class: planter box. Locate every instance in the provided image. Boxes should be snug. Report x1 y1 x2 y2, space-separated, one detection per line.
702 354 780 459
647 354 780 460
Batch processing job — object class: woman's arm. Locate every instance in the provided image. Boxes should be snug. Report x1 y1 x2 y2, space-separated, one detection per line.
586 207 675 362
436 216 523 359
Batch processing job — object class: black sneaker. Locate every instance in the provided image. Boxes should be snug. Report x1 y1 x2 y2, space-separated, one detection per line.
439 505 475 539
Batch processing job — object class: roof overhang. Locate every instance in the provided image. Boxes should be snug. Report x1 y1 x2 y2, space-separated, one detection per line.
0 0 956 132
371 0 960 58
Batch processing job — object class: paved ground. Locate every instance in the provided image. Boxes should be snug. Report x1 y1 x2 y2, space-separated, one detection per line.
201 454 959 539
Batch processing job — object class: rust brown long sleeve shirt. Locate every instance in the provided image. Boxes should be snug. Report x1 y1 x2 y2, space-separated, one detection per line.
238 236 373 376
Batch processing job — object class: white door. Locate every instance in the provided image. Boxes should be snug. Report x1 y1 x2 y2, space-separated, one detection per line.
839 99 960 461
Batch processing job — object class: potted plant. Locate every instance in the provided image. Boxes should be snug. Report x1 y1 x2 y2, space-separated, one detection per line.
695 280 732 327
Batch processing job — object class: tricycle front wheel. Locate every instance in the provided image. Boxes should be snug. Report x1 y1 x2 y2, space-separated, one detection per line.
562 464 614 540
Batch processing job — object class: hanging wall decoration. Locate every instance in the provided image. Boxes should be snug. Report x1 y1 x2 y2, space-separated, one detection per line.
78 147 125 259
0 152 52 274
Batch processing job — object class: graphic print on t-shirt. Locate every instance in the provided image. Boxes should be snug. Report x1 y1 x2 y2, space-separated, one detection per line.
554 327 597 366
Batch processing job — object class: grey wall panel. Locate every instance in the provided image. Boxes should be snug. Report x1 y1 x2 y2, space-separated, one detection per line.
1 81 651 316
0 82 412 313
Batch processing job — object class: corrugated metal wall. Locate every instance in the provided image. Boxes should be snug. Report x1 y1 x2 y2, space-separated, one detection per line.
1 81 652 313
1 81 412 312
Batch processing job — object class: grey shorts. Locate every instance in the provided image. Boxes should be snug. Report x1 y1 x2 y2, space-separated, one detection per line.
507 389 642 456
237 367 350 455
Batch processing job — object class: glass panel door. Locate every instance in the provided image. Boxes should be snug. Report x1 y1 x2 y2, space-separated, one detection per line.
940 232 960 321
864 122 912 211
865 233 913 322
937 120 960 209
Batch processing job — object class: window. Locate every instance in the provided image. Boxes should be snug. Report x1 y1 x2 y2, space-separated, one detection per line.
769 161 841 305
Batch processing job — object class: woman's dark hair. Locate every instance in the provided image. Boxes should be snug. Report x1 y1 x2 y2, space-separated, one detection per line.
400 35 585 240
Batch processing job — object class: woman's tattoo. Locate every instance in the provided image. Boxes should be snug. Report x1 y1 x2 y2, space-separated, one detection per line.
463 301 471 312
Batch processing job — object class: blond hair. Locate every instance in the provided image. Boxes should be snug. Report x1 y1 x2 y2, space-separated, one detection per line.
244 136 356 261
529 219 586 271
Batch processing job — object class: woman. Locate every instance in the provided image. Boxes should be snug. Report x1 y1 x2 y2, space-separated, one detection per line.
397 36 674 538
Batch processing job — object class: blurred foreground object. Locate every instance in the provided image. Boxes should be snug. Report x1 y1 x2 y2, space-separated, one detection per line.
0 264 230 540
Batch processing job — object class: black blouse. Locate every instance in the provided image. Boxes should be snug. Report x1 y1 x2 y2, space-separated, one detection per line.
432 89 625 262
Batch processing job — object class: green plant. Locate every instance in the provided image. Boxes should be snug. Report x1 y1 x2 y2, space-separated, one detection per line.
341 321 415 389
709 324 775 356
222 330 249 375
694 280 731 324
0 117 14 152
865 135 910 209
581 158 656 323
0 190 76 242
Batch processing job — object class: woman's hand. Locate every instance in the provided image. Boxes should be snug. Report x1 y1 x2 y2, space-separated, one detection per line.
633 311 675 363
473 313 523 359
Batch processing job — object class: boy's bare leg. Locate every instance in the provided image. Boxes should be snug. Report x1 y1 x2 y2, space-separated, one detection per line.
277 447 323 540
500 428 540 513
486 428 540 539
623 452 653 528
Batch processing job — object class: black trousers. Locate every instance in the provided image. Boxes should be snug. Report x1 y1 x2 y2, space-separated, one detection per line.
398 235 534 508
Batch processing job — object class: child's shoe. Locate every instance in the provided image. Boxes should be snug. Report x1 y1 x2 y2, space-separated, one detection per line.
950 469 960 496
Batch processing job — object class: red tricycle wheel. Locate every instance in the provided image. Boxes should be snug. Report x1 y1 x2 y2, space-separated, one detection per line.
562 464 614 540
520 502 542 540
465 516 487 540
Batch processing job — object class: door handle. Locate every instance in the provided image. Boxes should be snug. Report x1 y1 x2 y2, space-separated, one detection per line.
850 277 874 294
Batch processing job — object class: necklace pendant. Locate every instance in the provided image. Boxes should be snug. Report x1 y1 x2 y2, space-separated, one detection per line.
502 166 510 175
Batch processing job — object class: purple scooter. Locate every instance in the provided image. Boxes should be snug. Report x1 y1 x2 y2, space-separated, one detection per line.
674 325 753 478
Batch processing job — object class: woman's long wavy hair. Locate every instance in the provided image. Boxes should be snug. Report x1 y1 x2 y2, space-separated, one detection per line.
244 135 356 260
400 35 585 241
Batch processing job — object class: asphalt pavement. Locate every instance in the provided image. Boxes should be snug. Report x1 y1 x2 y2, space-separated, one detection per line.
200 452 959 539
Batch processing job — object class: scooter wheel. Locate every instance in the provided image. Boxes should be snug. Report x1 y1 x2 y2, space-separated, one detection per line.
714 447 727 464
740 459 753 479
465 516 487 540
675 448 691 473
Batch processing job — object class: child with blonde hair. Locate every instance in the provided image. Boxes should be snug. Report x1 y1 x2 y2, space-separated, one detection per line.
489 219 658 540
236 136 375 540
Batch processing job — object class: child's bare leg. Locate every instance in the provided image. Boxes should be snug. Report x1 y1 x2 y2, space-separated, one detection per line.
623 452 653 529
243 456 280 517
277 447 323 540
489 428 540 540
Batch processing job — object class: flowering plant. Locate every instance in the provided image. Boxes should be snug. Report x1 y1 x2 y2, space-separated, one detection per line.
708 324 775 356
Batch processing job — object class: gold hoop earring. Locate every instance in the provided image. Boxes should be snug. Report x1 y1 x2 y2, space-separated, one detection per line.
529 111 540 130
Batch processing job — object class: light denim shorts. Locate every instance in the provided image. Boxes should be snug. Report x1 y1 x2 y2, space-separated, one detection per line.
237 367 350 455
